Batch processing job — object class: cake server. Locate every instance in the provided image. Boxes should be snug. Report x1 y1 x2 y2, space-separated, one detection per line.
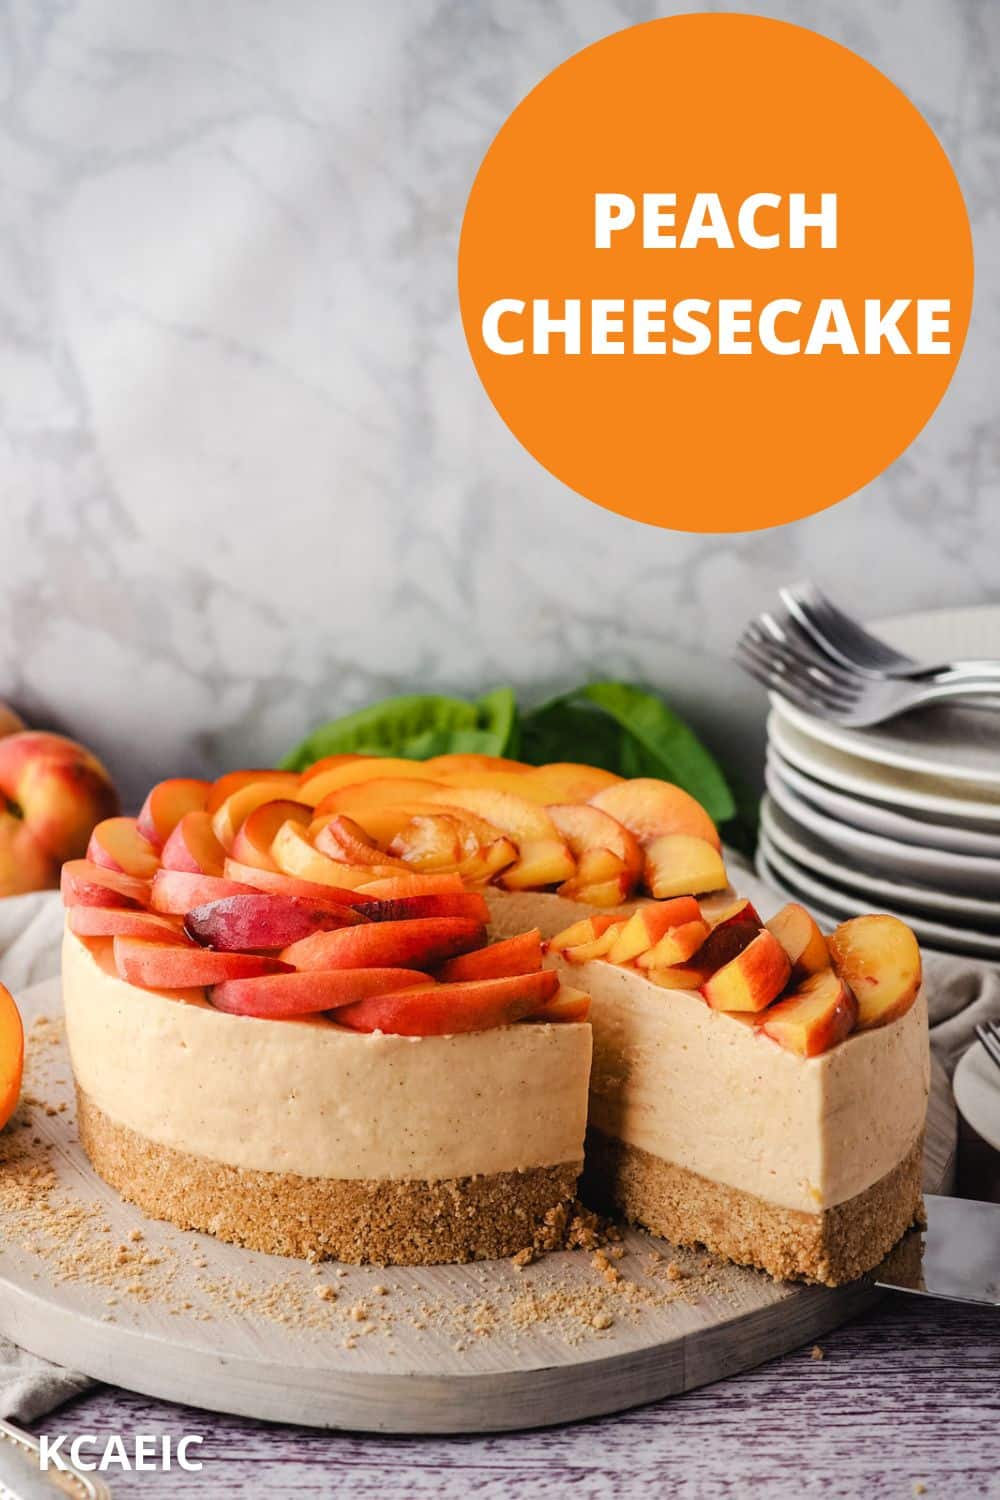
874 1195 1000 1307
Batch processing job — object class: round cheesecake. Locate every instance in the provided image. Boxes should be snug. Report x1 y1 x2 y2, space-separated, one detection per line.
63 930 592 1264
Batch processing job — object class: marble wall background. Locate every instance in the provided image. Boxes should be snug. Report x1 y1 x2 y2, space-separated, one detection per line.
1 0 997 807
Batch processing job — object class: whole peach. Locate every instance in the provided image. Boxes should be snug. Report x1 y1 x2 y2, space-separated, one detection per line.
0 731 119 897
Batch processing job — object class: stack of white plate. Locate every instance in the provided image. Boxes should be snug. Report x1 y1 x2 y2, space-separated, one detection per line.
756 605 1000 962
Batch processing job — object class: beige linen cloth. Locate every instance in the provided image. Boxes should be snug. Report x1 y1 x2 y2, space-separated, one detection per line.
1 882 998 1423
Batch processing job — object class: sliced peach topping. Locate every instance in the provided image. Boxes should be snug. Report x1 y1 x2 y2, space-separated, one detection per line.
0 984 24 1131
606 897 701 965
161 811 228 877
766 902 829 980
827 915 921 1030
701 929 792 1013
298 760 443 806
636 918 711 970
137 779 210 849
760 968 858 1057
645 834 728 899
590 777 721 851
86 817 160 880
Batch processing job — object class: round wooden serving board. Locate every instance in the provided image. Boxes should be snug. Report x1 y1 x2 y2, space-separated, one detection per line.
0 979 956 1434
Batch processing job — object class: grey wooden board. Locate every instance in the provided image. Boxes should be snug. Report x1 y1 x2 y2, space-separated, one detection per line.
0 979 957 1435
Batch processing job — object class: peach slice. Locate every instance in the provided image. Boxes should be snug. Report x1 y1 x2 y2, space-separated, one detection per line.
702 896 761 931
548 803 642 902
230 800 312 872
68 907 192 944
560 922 627 963
385 813 465 871
362 891 490 924
150 869 259 915
528 983 592 1022
436 930 543 982
424 754 530 776
314 815 408 870
607 897 702 965
60 860 151 909
86 817 160 880
332 969 561 1036
137 779 210 849
185 893 366 952
211 777 302 850
636 918 711 970
114 937 290 991
644 835 728 899
223 858 377 910
766 902 830 980
827 915 922 1031
206 769 301 815
760 968 858 1057
161 811 227 877
298 761 443 806
358 873 466 898
590 777 721 851
271 821 394 889
644 965 708 992
701 929 792 1013
0 984 24 1131
429 764 620 804
419 787 575 890
282 916 486 972
548 913 625 955
211 967 432 1019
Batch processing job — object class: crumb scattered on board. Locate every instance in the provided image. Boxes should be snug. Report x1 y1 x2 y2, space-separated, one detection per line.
810 1344 824 1361
1 1014 740 1354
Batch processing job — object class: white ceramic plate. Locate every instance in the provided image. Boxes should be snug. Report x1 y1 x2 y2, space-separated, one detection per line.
763 769 1000 901
766 750 1000 857
754 845 841 930
953 1040 1000 1154
756 828 1000 960
770 604 1000 788
768 712 1000 826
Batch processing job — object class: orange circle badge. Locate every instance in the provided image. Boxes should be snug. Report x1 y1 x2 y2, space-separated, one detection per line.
459 15 973 532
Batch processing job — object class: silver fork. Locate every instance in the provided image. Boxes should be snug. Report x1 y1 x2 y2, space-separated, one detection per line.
737 623 1000 727
976 1019 1000 1075
780 582 1000 680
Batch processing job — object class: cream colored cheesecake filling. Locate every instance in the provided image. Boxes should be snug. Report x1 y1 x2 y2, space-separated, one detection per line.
62 928 592 1182
488 890 930 1216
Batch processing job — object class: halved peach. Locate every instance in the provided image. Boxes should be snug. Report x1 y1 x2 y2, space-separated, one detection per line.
206 769 301 815
607 897 702 965
137 779 211 849
298 761 443 807
636 918 711 970
211 777 302 850
701 930 792 1013
760 969 857 1057
229 799 311 872
0 984 24 1131
210 967 430 1019
281 916 486 973
590 778 721 851
185 892 366 951
161 811 227 877
436 930 542 982
528 983 591 1022
766 902 830 980
86 818 160 880
223 858 376 909
645 835 728 899
150 869 258 915
68 907 192 944
332 969 560 1036
827 915 921 1031
314 815 408 870
113 937 290 991
61 860 151 909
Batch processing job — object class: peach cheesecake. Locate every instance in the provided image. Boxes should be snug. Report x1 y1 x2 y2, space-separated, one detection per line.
60 755 927 1280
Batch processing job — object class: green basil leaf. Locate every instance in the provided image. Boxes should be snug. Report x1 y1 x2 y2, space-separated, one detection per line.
280 689 520 771
520 700 623 771
475 686 520 757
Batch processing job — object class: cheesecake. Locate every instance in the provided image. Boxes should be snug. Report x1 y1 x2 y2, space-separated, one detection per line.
60 754 927 1279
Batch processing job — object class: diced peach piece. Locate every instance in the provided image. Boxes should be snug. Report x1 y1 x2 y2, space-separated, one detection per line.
760 968 858 1057
161 811 227 877
457 838 521 886
689 918 760 974
150 869 258 915
358 873 466 898
185 893 366 952
702 896 762 931
60 860 151 909
436 930 543 982
114 937 289 991
137 779 210 849
549 803 642 903
499 841 576 890
644 835 728 899
271 821 395 889
827 915 922 1031
230 800 312 872
528 983 591 1023
636 918 711 970
281 916 486 973
222 858 376 908
561 922 627 963
299 764 443 807
86 817 160 880
561 874 633 908
332 970 561 1036
607 897 702 965
701 929 792 1013
211 777 302 850
591 777 721 852
548 914 624 954
644 965 708 992
68 907 192 944
314 815 408 870
210 967 430 1019
206 770 301 814
766 902 830 980
0 983 24 1131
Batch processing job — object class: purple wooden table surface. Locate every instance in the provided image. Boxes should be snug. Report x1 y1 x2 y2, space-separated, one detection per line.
29 1127 1000 1498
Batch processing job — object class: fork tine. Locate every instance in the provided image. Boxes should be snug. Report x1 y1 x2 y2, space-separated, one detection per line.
781 582 911 675
754 615 863 689
738 631 858 709
975 1022 1000 1074
736 639 852 719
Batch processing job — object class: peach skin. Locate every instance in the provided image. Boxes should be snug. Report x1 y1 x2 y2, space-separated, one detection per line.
701 929 792 1013
0 983 24 1131
828 915 921 1030
760 968 858 1057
